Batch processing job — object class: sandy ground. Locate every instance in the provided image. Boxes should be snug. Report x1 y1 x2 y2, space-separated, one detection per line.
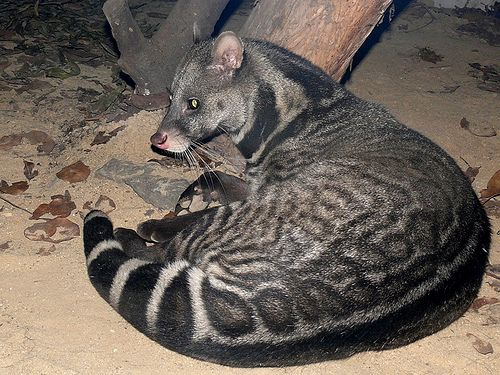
0 1 499 374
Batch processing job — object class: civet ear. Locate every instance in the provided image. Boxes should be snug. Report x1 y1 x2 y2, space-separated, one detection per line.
210 31 244 74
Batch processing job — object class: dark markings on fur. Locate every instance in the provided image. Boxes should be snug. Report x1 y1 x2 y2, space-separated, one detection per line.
87 248 128 300
236 83 278 159
155 270 194 349
82 32 490 367
254 289 296 333
118 263 163 332
202 278 256 337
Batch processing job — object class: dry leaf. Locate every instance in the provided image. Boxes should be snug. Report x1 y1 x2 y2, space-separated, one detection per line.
471 297 499 310
466 333 494 355
79 201 94 219
465 166 480 183
23 160 38 180
15 79 54 94
0 180 29 195
480 170 500 199
79 195 116 219
163 211 177 219
417 47 443 64
82 201 93 210
30 190 76 219
36 245 56 256
24 218 80 243
24 130 56 153
90 125 126 146
0 130 55 153
486 280 500 292
0 241 11 251
109 125 126 136
460 117 497 137
26 130 56 153
56 160 90 183
90 131 110 145
485 264 500 280
483 199 500 218
95 195 116 212
0 133 23 149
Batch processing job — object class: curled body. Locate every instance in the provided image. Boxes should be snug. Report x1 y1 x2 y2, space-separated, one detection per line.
83 32 490 367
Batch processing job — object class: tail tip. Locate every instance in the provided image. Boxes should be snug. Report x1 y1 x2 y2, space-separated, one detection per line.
84 210 110 224
83 210 114 250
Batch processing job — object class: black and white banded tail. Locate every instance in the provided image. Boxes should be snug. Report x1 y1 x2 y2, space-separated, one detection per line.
84 211 196 355
83 209 489 367
82 31 490 368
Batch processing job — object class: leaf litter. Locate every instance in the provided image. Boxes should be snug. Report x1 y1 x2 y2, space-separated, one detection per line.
24 217 80 243
0 241 11 251
485 264 500 280
0 180 29 195
460 117 497 138
471 297 499 310
0 130 56 153
480 170 500 199
31 190 76 220
417 47 443 64
36 245 57 256
23 160 38 180
56 160 90 183
80 195 116 219
0 0 130 120
90 125 126 146
466 333 494 355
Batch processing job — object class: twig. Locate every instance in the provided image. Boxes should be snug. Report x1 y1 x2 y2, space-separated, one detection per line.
34 0 40 17
0 195 33 215
405 4 436 33
33 88 57 105
460 156 471 167
481 195 499 205
40 1 73 6
99 41 119 58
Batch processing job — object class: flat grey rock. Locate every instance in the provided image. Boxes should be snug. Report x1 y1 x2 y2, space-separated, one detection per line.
125 174 190 209
96 158 156 180
97 158 191 209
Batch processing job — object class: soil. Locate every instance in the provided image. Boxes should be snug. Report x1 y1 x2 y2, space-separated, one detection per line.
0 1 499 374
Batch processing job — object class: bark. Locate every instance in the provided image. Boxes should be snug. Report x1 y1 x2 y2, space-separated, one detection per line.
103 0 230 109
240 0 393 82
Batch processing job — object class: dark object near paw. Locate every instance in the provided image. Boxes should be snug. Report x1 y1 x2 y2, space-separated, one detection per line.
137 209 216 243
175 171 248 214
114 227 167 262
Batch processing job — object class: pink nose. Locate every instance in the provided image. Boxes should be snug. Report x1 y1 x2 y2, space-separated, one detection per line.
150 132 167 147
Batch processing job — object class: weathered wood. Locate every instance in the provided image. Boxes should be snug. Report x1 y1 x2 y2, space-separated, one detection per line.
103 0 230 109
240 0 393 81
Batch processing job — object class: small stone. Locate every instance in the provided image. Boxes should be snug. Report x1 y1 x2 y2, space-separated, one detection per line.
97 159 191 210
189 194 208 212
126 174 190 210
179 199 190 209
208 201 221 209
466 333 494 355
460 117 497 137
177 209 189 216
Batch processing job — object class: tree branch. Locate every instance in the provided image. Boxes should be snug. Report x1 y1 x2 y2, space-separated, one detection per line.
103 0 230 109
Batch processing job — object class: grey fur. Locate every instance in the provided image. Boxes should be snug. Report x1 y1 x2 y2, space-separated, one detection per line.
83 32 490 367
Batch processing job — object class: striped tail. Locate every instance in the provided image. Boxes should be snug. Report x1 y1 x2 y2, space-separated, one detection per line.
83 211 196 354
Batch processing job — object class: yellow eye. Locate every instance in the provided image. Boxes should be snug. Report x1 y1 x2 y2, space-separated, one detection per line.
188 98 199 110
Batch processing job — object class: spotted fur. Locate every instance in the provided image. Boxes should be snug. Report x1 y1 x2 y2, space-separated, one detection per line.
83 32 490 367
